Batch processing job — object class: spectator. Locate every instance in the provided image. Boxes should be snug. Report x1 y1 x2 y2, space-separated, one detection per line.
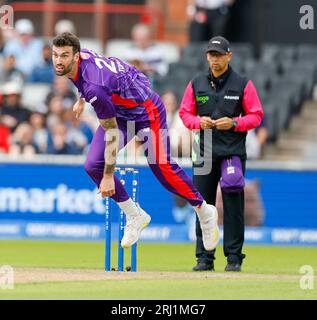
46 76 77 110
187 0 235 42
47 122 81 155
29 112 50 154
63 108 94 154
0 82 31 132
0 121 10 153
55 19 76 35
0 28 5 55
0 28 11 65
162 90 192 157
0 54 24 85
170 115 193 158
46 95 65 129
123 23 169 78
10 122 36 156
29 43 55 84
3 19 43 78
0 29 5 79
162 90 179 128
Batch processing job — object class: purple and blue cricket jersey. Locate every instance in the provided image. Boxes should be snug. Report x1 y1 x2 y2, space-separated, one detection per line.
72 48 203 207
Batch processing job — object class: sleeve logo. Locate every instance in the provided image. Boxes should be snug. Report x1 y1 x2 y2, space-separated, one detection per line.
89 96 98 104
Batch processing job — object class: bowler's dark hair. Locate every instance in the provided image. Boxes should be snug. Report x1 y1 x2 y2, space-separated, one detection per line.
52 32 81 54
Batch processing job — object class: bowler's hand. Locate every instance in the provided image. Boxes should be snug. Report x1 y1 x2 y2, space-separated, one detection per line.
98 174 115 198
200 116 215 130
215 117 234 130
73 98 85 119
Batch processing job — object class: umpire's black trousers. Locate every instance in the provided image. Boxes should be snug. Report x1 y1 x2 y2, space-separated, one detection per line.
193 159 246 265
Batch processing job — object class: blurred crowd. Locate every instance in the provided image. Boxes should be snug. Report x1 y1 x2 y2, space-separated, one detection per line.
0 19 97 156
0 18 184 158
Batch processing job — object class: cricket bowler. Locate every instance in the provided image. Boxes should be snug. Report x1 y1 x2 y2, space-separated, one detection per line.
52 32 219 250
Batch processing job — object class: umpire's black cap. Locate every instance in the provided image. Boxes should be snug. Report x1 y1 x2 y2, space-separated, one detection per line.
206 36 231 54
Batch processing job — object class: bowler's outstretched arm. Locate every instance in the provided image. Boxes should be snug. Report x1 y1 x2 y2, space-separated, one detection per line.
98 117 119 197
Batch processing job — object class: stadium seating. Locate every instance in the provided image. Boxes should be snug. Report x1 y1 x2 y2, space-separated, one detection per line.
230 43 254 60
105 39 181 64
104 39 133 59
80 38 103 55
152 42 317 144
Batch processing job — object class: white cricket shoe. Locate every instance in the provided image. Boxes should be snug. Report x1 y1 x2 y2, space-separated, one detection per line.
200 204 220 251
121 208 151 248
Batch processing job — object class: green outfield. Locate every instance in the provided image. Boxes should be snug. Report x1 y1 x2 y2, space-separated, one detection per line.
0 240 316 300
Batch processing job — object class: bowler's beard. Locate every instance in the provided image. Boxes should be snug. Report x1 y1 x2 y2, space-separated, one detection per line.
55 59 75 76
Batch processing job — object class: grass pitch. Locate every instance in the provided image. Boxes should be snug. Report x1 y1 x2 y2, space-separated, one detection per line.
0 240 316 299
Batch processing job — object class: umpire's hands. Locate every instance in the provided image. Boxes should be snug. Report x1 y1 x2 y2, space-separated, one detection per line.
215 117 234 130
200 116 215 130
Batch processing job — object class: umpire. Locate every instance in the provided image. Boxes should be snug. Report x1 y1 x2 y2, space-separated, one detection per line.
179 36 264 272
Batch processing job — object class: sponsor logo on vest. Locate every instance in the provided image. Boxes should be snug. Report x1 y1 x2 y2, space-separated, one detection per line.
224 95 239 100
196 95 209 103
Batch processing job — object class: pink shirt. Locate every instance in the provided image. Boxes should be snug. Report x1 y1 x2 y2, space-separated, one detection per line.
179 80 264 131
